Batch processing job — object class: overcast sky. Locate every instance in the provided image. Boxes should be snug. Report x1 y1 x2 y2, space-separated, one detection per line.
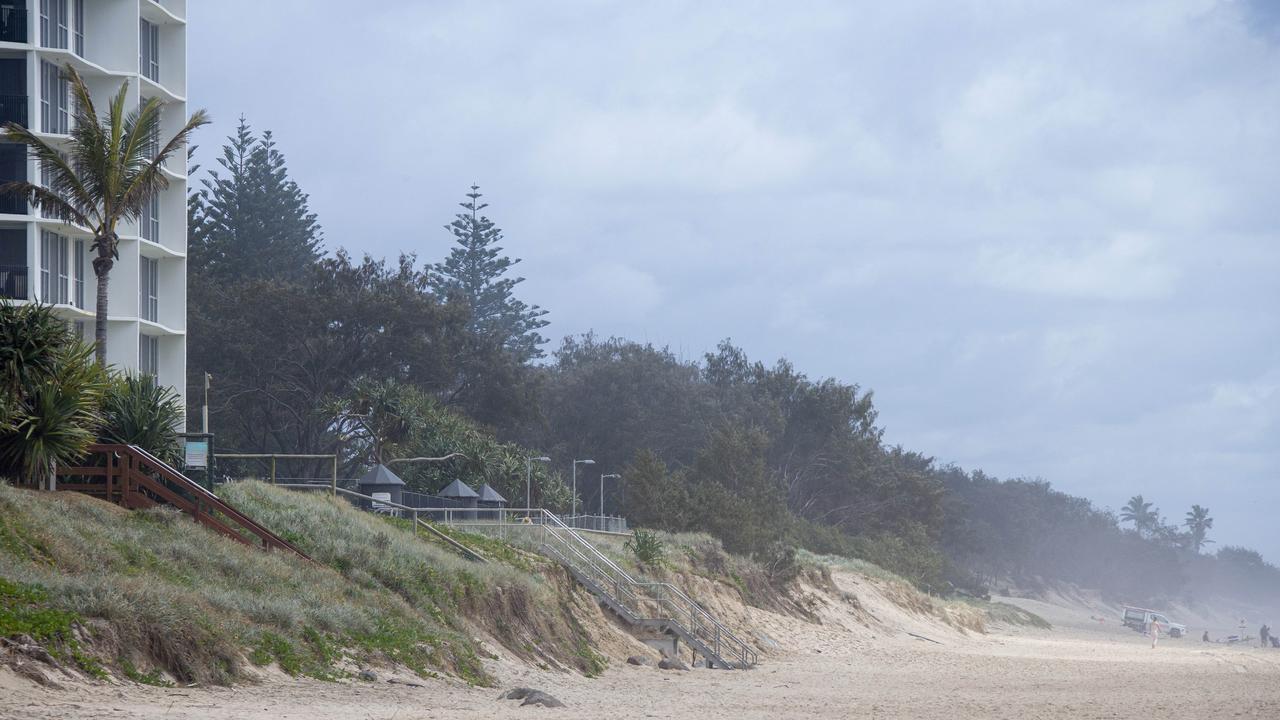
190 1 1280 559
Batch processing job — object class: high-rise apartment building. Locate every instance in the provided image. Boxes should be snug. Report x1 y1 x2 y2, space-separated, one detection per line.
0 0 188 405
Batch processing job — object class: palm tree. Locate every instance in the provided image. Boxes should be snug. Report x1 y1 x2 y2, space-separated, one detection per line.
1184 505 1214 553
1 63 208 365
1120 495 1158 536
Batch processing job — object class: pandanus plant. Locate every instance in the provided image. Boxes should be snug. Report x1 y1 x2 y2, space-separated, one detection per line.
1 63 208 365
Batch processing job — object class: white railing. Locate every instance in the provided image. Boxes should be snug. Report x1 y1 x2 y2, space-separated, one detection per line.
274 486 756 668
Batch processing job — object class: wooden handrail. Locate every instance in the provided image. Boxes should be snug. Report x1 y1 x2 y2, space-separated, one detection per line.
56 444 310 561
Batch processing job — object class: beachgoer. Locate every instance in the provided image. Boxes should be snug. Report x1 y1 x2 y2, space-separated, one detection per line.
1271 635 1279 648
1150 618 1160 649
1262 624 1270 648
1203 630 1210 643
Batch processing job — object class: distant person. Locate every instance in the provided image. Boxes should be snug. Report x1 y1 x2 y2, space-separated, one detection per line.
1150 618 1160 649
1262 625 1271 648
1271 635 1279 649
1203 630 1210 643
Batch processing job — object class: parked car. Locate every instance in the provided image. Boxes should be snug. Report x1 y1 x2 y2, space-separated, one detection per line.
1122 606 1187 638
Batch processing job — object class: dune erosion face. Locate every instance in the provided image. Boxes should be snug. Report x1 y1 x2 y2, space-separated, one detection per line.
12 566 1280 720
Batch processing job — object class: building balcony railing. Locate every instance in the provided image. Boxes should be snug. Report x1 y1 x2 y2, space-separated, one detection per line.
0 263 27 300
0 5 26 44
0 192 24 215
0 94 26 127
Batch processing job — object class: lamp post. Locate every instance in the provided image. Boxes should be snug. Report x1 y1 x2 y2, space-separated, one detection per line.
572 459 594 517
526 456 550 510
599 473 620 517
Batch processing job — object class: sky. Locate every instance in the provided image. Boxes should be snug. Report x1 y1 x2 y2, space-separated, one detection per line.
189 1 1280 559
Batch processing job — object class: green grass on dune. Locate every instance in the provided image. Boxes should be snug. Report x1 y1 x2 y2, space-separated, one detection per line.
0 482 600 686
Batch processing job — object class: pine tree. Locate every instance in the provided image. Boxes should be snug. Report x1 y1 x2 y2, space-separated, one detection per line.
431 185 549 361
189 117 322 282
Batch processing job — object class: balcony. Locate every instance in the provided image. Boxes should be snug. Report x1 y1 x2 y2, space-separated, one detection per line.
0 5 25 44
0 263 25 299
0 142 24 214
0 94 25 127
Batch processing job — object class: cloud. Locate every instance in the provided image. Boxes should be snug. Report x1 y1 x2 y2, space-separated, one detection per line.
534 103 816 193
974 234 1181 301
189 0 1280 560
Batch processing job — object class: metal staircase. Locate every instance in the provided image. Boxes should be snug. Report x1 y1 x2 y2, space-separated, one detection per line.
433 508 758 669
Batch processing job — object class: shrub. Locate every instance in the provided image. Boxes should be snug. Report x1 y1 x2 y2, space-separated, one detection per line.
0 303 107 485
625 528 666 567
99 373 183 463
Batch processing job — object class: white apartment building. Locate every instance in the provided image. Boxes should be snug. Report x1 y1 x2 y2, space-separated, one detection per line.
0 0 188 405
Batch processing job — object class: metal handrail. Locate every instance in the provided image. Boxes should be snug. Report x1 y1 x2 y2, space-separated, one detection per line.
270 490 757 668
433 506 757 668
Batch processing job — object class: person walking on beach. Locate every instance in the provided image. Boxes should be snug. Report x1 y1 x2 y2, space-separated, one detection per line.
1150 617 1161 649
1262 624 1271 648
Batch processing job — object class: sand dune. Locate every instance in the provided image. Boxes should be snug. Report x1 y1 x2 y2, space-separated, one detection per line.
4 569 1279 719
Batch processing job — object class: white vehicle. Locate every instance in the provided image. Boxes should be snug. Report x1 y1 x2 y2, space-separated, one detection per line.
1122 606 1186 638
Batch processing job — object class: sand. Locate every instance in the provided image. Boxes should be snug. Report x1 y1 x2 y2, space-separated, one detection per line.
4 569 1279 719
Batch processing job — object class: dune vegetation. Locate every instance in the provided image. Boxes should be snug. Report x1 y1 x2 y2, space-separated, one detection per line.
0 482 613 685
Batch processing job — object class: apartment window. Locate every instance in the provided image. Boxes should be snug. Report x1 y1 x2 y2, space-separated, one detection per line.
138 98 161 160
39 230 67 304
139 20 159 83
40 61 69 134
72 0 84 56
141 194 159 242
73 238 84 308
40 0 69 49
139 255 158 322
139 334 159 376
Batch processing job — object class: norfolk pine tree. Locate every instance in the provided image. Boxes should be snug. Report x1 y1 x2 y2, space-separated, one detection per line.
431 185 548 361
189 117 322 282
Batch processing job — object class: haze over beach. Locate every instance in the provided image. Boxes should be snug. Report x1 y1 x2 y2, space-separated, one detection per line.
2 1 1279 719
191 0 1280 558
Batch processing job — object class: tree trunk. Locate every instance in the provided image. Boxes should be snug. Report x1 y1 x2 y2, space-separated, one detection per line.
92 243 114 366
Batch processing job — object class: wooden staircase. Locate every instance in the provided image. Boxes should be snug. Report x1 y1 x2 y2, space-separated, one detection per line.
57 443 309 560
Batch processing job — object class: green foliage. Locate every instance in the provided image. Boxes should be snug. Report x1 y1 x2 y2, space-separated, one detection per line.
189 117 322 283
685 427 787 556
758 542 801 587
624 528 666 567
1121 495 1158 536
0 577 79 643
847 529 947 589
1184 505 1214 553
0 303 107 484
99 374 183 463
332 378 565 509
620 450 689 531
431 185 548 362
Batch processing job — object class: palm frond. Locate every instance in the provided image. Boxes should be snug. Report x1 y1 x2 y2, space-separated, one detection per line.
0 181 91 228
120 109 210 216
0 120 97 223
65 65 111 212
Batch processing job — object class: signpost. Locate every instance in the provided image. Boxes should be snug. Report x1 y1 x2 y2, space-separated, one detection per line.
178 432 215 489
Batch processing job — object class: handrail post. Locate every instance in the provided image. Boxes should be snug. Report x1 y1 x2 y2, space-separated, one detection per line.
330 456 337 497
270 455 276 485
413 510 418 535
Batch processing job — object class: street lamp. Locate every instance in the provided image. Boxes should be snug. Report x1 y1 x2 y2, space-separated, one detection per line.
599 473 620 517
526 456 550 510
572 459 594 517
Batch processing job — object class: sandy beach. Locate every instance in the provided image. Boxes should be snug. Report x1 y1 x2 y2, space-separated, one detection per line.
4 569 1278 720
